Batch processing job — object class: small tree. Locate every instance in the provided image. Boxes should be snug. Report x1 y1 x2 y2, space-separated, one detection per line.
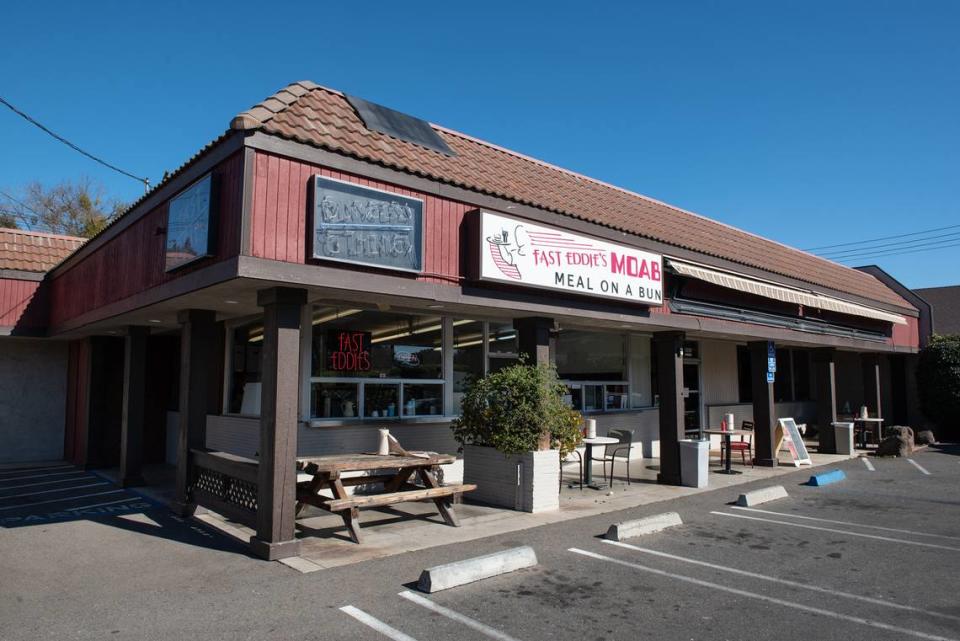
916 334 960 440
3 178 126 238
451 362 583 456
0 210 16 229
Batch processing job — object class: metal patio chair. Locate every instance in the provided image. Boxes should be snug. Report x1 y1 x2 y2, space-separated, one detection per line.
593 428 634 485
559 449 583 490
720 420 754 467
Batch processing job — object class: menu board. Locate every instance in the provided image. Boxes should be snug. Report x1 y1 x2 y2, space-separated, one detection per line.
777 418 812 467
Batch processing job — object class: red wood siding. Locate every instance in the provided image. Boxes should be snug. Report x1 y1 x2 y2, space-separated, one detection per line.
891 315 920 349
0 277 47 329
249 150 468 285
48 152 244 328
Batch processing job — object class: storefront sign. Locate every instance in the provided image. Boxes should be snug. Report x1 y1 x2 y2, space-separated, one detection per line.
165 173 217 272
312 176 423 272
477 211 663 305
326 330 372 372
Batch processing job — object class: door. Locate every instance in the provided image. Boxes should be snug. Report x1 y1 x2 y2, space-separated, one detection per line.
683 362 702 437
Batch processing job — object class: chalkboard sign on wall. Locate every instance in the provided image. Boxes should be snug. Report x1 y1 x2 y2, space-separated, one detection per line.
312 175 423 273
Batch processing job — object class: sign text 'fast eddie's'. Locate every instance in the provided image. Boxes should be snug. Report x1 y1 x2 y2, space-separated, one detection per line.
478 211 663 305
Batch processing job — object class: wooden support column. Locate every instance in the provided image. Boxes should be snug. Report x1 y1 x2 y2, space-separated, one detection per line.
514 316 555 366
250 287 306 561
653 331 684 485
120 326 148 487
749 341 778 467
861 353 882 418
172 309 218 516
812 348 838 453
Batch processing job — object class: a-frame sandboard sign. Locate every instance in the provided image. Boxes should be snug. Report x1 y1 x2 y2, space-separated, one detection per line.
776 418 813 467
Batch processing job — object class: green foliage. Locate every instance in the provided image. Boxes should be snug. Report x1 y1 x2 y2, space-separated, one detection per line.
916 334 960 438
451 362 583 456
0 210 16 229
3 178 126 238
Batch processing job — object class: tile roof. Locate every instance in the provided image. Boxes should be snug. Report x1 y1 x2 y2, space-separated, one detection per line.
0 228 86 273
914 285 960 335
232 81 912 311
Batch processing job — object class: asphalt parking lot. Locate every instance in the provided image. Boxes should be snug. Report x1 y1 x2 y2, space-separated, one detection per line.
335 445 960 641
2 446 958 641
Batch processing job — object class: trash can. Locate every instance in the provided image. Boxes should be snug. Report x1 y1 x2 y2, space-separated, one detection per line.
679 439 709 488
832 422 854 455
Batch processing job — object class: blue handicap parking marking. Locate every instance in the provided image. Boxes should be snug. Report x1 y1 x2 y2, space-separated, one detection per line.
0 466 161 528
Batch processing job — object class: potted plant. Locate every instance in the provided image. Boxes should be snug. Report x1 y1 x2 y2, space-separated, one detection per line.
451 362 582 512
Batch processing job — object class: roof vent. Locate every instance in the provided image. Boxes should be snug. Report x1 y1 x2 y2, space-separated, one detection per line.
345 94 456 156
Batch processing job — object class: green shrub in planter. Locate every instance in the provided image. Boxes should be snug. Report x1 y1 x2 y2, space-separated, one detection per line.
916 334 960 440
451 362 583 456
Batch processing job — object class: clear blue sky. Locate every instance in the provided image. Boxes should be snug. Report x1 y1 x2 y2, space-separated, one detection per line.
2 1 957 288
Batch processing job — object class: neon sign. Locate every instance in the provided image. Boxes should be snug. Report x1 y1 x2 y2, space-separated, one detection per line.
327 330 372 372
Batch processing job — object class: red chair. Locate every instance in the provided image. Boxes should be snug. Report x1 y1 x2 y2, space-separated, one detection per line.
721 420 754 467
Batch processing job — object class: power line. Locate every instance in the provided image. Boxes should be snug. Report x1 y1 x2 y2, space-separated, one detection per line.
804 222 960 251
834 239 960 262
0 96 150 190
818 230 960 258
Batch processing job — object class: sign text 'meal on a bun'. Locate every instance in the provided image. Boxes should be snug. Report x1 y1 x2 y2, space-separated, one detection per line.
479 211 663 305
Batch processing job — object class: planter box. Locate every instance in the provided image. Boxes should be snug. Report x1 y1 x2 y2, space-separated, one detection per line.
462 444 559 513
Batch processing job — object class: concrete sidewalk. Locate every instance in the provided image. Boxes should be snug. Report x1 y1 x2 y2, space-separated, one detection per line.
199 447 856 573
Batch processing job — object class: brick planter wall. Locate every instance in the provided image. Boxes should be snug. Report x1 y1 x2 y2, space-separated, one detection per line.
463 444 559 513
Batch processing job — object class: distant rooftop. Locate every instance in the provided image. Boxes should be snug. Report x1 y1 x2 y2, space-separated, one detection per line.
914 285 960 335
0 228 86 273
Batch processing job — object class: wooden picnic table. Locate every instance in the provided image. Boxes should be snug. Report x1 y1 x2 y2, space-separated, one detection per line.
295 453 476 544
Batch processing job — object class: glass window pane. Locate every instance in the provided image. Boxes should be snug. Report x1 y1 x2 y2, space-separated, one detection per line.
312 308 442 379
487 321 517 357
583 385 604 412
774 348 793 402
229 320 263 415
365 383 399 418
628 335 652 408
605 384 629 411
453 320 484 415
311 382 359 419
556 329 626 380
402 383 444 417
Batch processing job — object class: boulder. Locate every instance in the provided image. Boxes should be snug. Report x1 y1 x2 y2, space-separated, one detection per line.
876 425 915 457
915 429 937 446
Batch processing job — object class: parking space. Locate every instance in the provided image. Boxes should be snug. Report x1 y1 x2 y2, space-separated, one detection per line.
335 448 960 641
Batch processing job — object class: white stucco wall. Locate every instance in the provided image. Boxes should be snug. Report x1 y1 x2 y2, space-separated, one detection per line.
0 338 68 463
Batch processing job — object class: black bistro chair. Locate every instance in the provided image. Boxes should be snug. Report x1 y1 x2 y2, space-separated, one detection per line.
593 428 634 486
559 449 583 490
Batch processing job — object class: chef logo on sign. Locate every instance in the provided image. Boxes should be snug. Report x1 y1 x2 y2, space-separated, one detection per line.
486 224 530 280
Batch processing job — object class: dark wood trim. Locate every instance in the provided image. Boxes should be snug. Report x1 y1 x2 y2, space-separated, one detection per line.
653 331 685 485
0 269 44 281
244 132 917 317
749 341 778 466
191 449 258 484
50 132 244 277
191 490 258 529
48 257 240 337
120 325 148 487
813 348 838 453
236 255 913 354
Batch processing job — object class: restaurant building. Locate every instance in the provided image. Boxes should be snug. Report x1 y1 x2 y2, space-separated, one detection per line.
0 81 920 558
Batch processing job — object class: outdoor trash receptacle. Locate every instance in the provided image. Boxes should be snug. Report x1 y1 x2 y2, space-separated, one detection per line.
679 439 709 488
832 422 854 455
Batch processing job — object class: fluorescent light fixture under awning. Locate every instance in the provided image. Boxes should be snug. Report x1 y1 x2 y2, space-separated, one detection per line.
666 259 908 325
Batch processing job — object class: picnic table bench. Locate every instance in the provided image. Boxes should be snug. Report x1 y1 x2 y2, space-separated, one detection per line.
295 453 476 544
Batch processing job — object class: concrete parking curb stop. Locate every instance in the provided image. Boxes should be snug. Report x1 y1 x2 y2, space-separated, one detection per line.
604 512 683 541
735 485 788 507
808 470 846 486
416 546 538 593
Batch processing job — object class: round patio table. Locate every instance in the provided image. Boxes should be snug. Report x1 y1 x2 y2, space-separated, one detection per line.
704 429 750 475
582 436 618 489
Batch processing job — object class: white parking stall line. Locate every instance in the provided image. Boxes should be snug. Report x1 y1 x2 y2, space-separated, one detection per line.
862 457 876 471
907 458 932 475
339 605 420 641
399 590 522 641
602 540 960 623
0 489 124 511
0 482 108 500
569 548 958 641
0 476 98 491
712 511 960 552
0 470 86 483
0 464 75 476
729 506 960 541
